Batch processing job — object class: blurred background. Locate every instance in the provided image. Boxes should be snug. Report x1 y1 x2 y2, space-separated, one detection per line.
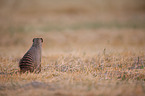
0 1 145 95
0 0 145 54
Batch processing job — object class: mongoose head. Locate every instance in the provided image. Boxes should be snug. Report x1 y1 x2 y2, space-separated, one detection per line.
32 38 43 46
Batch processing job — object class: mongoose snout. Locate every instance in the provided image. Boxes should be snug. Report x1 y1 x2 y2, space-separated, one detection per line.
19 38 43 73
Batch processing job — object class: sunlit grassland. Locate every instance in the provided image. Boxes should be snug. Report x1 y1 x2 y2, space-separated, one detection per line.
0 29 145 96
0 0 145 96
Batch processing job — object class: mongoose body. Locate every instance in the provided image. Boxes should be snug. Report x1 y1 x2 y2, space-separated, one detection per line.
19 38 43 73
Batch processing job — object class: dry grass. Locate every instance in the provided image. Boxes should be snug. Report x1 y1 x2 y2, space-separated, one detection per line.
0 0 145 96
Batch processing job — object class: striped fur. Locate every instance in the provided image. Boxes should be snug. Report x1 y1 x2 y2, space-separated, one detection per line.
19 38 43 73
19 52 34 73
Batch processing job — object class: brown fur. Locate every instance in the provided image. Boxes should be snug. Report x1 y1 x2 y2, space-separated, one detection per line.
19 38 43 73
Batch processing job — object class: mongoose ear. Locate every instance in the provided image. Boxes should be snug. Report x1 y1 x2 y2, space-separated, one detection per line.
41 38 43 42
33 38 35 42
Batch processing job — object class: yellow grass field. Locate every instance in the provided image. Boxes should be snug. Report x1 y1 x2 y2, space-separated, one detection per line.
0 0 145 96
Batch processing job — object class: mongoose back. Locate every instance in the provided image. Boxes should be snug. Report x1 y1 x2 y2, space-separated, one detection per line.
19 38 43 73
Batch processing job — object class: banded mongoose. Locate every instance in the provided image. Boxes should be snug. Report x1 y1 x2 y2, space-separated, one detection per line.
19 38 43 73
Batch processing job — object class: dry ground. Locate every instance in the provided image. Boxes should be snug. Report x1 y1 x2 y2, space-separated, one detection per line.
0 0 145 96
